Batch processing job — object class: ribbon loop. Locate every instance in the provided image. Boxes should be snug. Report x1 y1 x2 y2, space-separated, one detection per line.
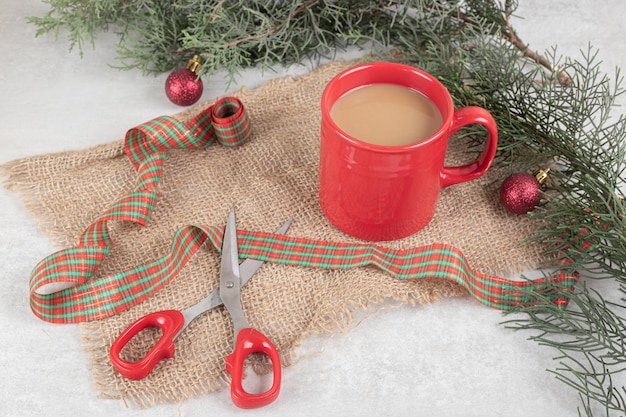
28 97 253 316
211 97 252 147
124 97 251 168
30 246 110 297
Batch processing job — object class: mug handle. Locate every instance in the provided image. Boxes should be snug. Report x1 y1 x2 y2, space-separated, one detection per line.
440 106 498 188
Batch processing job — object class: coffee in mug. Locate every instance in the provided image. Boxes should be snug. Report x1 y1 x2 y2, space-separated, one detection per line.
329 83 443 146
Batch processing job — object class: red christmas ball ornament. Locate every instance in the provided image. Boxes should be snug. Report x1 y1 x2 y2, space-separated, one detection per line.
499 168 550 214
165 55 203 106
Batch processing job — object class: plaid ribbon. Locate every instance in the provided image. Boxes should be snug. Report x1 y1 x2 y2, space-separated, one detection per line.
29 97 252 320
30 224 579 323
28 96 579 323
125 97 251 168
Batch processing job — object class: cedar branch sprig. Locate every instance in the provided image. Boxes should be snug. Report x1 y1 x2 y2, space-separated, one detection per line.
29 0 567 82
409 15 626 415
505 285 626 416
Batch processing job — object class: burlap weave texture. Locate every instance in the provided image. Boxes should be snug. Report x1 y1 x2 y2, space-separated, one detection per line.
1 60 546 406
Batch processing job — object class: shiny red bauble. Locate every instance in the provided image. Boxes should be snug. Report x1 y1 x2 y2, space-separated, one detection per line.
165 68 203 106
499 172 543 214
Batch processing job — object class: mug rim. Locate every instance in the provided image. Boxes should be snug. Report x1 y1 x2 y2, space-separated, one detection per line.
321 62 455 153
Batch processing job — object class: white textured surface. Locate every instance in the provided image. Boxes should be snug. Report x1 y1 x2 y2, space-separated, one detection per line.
1 1 624 416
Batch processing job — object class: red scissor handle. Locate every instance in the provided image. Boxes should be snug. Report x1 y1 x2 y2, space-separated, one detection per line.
109 310 185 380
225 328 282 409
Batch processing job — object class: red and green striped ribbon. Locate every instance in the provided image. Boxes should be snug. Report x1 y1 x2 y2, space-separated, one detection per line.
29 97 251 307
30 224 578 323
29 154 164 296
125 96 251 168
28 95 578 324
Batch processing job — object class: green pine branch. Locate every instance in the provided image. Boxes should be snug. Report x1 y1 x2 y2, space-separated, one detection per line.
505 285 626 416
393 9 626 414
27 1 626 415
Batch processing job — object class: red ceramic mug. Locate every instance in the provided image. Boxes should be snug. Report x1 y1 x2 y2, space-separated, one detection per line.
319 62 498 241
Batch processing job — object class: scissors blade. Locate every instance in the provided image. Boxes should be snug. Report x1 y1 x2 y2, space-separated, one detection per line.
221 208 241 286
219 208 250 339
175 216 292 340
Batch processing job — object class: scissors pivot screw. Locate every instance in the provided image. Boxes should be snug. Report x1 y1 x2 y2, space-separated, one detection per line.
226 281 235 288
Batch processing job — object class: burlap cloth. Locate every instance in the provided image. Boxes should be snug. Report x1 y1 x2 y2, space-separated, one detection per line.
1 60 547 407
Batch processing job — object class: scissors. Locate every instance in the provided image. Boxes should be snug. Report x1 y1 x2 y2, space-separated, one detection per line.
110 208 289 408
